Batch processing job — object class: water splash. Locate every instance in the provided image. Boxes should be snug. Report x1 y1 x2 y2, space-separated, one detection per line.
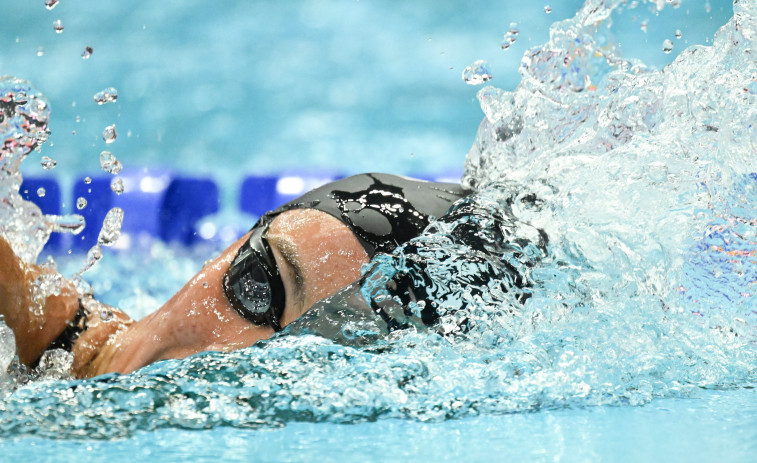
98 207 124 246
462 60 492 85
501 22 519 50
93 87 118 105
1 0 756 441
99 150 122 174
40 155 56 170
110 177 124 194
102 124 116 143
0 77 52 263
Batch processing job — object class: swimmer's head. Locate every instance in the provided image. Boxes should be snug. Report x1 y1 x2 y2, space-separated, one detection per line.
221 173 471 330
232 208 369 330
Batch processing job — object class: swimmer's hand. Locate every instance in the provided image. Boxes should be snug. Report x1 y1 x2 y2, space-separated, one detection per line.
0 236 79 365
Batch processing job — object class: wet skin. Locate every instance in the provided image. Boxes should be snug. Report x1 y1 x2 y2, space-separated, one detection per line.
0 209 369 378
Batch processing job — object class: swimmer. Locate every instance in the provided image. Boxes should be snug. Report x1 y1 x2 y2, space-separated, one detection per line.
0 173 471 378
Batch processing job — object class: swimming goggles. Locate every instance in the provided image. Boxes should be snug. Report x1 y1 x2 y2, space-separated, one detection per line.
223 219 286 331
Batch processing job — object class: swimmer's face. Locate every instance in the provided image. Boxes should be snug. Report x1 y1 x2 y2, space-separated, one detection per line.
116 209 369 372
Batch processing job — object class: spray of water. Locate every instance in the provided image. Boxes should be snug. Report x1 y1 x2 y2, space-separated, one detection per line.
0 0 755 439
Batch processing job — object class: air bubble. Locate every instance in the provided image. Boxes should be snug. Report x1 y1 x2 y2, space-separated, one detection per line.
37 187 46 197
36 47 44 57
93 87 118 105
203 282 209 289
102 124 117 143
640 19 649 33
544 5 552 14
675 29 682 39
53 20 64 34
462 60 493 86
100 150 122 174
83 176 91 184
662 39 674 54
501 23 519 50
76 197 87 210
81 46 93 59
44 0 59 10
111 178 124 194
40 156 56 170
704 0 711 13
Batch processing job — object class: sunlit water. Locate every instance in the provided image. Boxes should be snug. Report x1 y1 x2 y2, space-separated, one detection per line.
0 0 755 455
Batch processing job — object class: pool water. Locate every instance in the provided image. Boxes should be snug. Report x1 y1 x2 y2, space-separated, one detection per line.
1 387 755 462
2 0 755 461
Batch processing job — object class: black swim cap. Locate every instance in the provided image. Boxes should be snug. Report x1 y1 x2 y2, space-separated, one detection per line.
223 173 471 331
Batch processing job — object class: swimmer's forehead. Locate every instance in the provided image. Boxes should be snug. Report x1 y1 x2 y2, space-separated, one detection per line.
267 208 350 237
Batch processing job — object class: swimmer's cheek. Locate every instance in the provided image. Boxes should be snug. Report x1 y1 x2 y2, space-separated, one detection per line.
71 309 132 378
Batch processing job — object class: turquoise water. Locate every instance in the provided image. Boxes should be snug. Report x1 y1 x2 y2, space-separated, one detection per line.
1 388 756 462
2 0 755 461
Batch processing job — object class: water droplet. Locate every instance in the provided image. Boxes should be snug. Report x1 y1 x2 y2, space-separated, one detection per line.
501 22 519 50
37 187 46 197
52 20 64 34
99 150 122 174
49 214 85 235
640 19 649 33
40 155 56 170
662 39 674 54
93 87 118 105
675 29 682 39
44 0 59 10
80 244 103 274
36 47 44 57
102 124 117 143
98 207 124 246
76 197 87 210
81 46 93 59
462 60 493 85
544 5 552 14
111 177 124 194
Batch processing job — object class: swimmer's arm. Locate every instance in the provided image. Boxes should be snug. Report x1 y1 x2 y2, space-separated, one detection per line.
0 237 79 366
0 236 133 375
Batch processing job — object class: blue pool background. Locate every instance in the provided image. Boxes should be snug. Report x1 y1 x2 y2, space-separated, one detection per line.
1 0 751 461
4 0 734 254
